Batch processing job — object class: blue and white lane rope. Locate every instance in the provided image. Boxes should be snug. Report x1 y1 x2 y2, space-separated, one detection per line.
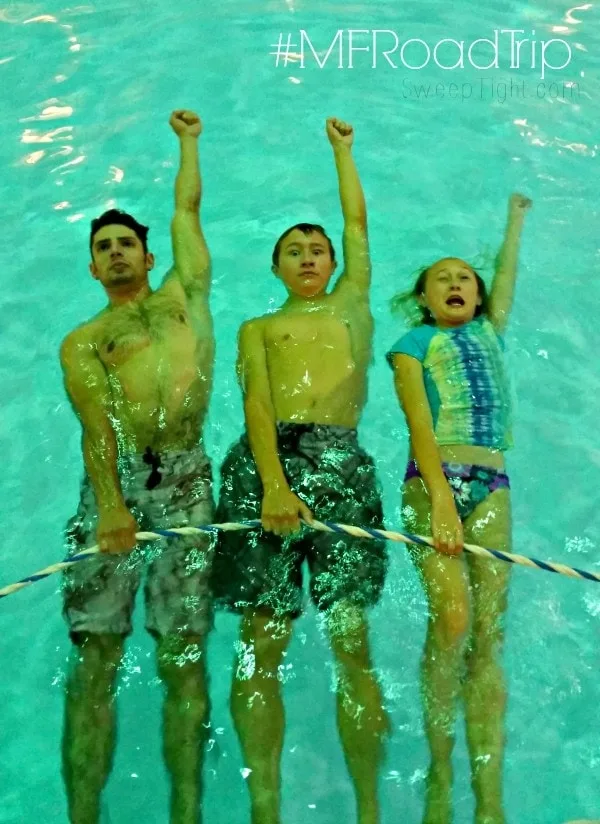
1 518 598 601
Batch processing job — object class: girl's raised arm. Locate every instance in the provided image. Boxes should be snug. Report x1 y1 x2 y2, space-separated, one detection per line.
488 193 532 333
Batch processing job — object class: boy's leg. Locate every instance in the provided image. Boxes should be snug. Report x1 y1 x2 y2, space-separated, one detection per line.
326 601 388 824
230 609 293 824
305 428 389 824
211 434 302 824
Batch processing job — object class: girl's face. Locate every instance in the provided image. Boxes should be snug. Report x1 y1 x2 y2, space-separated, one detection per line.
421 258 482 326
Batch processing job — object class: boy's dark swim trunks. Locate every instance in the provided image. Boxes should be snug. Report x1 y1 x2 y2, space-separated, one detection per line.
212 423 387 617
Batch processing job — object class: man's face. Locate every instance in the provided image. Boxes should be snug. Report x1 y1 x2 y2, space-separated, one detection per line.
89 224 153 289
273 229 336 298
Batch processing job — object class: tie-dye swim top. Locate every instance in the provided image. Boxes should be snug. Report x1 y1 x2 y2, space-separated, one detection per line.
386 317 512 450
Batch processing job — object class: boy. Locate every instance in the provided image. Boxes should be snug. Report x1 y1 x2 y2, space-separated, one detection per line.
213 118 388 824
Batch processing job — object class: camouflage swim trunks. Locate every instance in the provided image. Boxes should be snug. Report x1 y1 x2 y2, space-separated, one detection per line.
211 423 388 617
62 444 215 640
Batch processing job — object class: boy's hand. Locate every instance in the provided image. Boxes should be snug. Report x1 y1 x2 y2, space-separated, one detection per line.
326 117 354 148
169 109 202 138
261 484 313 536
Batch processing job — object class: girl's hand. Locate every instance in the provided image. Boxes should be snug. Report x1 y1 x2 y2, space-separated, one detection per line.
509 192 532 214
430 492 463 555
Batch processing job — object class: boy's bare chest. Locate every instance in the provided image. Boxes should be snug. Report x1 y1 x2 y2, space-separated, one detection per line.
265 310 352 350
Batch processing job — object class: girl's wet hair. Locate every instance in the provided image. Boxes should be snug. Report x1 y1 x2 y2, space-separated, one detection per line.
89 209 149 255
390 261 489 326
272 223 336 266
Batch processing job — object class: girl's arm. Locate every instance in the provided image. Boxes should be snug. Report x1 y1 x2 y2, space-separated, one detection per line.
392 354 449 499
488 193 532 334
392 353 463 554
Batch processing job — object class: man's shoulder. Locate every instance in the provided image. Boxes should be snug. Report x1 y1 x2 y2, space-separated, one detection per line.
60 313 105 355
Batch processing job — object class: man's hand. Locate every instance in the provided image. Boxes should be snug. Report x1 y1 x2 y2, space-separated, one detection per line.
170 109 202 139
326 117 354 148
261 484 313 537
96 506 139 554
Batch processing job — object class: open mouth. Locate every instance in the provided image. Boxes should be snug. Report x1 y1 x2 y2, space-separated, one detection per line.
446 295 465 307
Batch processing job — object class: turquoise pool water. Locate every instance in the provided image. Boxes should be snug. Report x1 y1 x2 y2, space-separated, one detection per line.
1 1 599 822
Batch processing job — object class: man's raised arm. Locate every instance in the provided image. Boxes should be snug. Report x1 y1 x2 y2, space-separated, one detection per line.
167 109 210 296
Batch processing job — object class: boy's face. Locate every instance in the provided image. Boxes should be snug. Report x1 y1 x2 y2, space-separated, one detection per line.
272 229 336 298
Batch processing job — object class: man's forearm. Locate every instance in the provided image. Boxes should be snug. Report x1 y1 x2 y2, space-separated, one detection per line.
175 135 201 212
332 144 366 225
82 430 126 512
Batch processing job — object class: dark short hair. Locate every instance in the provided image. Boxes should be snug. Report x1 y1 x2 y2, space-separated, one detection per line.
89 209 149 255
271 223 336 266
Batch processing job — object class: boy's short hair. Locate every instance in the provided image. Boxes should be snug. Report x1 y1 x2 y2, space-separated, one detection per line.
89 209 149 254
272 223 336 266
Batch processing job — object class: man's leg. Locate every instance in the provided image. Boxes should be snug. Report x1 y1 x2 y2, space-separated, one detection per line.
230 609 293 824
156 634 210 824
462 489 512 824
145 517 215 824
62 633 125 824
326 602 389 824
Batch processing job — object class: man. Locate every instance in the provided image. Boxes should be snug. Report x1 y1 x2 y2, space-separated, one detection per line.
60 109 214 824
212 118 389 824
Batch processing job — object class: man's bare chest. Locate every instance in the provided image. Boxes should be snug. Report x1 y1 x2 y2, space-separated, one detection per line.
95 295 195 368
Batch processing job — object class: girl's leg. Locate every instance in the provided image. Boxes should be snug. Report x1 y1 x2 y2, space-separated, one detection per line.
403 479 471 824
462 488 512 824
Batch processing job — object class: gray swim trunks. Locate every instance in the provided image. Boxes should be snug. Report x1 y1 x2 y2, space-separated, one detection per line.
212 423 387 617
62 444 215 640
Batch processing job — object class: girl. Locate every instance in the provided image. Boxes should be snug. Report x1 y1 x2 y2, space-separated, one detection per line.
387 193 531 824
